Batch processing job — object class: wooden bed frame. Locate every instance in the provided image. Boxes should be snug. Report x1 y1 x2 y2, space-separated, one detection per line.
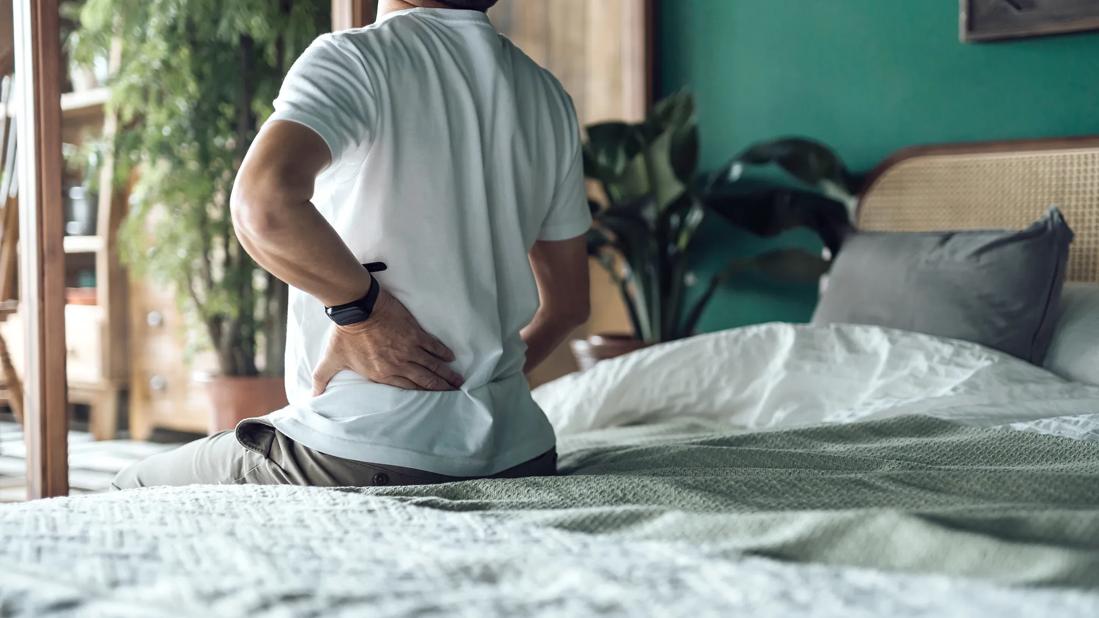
857 137 1099 284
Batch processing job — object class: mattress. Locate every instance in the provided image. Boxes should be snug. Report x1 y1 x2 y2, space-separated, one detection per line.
3 324 1099 617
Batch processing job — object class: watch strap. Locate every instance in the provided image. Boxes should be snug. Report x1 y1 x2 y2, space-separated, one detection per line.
324 262 387 326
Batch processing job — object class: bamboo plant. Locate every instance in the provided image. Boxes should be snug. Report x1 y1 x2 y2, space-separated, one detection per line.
583 93 855 344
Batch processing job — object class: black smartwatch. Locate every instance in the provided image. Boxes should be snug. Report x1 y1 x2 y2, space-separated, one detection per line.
324 262 387 326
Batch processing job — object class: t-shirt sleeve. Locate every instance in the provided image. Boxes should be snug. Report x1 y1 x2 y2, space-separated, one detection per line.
539 137 593 241
265 34 375 166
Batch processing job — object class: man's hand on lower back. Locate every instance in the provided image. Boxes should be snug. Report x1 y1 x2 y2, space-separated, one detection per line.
312 288 464 395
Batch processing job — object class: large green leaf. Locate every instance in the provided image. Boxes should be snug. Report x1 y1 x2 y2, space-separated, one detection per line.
614 150 660 208
704 187 851 254
583 122 644 182
596 133 691 215
644 91 699 188
730 137 853 195
644 131 688 213
669 123 700 185
585 93 699 212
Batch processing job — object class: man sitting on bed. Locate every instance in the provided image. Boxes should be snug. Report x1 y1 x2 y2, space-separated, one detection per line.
111 0 591 489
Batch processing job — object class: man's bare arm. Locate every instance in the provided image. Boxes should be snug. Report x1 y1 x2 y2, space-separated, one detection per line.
522 237 591 373
230 120 462 393
231 121 369 306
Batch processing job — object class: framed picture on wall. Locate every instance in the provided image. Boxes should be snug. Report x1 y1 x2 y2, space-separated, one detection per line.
961 0 1099 42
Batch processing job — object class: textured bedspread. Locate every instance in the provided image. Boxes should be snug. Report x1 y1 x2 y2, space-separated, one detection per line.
3 415 1099 616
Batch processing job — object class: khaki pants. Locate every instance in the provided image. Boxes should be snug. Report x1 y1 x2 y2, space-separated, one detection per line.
111 418 557 490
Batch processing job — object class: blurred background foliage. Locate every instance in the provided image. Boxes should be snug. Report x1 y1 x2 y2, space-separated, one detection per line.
70 0 329 375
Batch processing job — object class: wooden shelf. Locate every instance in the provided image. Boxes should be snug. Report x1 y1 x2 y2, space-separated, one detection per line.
6 87 109 120
63 235 103 254
61 88 110 114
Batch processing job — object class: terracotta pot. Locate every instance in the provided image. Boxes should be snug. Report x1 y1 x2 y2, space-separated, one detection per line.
202 375 289 435
569 333 648 371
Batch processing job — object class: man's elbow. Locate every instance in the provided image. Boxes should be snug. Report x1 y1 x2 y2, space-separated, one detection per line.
230 177 289 240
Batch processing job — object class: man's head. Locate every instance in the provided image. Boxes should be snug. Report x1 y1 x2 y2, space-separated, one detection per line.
435 0 499 11
381 0 500 17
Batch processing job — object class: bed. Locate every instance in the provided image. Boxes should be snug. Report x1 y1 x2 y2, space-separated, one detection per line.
3 139 1099 617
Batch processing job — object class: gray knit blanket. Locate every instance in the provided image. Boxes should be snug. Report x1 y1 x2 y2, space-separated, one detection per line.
2 416 1099 617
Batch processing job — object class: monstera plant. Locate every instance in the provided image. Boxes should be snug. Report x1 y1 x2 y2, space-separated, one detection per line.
580 92 855 360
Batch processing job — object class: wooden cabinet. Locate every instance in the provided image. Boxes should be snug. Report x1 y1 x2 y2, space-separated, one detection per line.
126 279 214 439
0 304 122 440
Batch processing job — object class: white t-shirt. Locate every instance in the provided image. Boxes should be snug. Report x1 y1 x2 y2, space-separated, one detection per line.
262 8 591 476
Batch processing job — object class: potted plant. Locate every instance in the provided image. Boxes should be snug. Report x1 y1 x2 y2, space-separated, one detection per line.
576 92 855 369
72 0 329 432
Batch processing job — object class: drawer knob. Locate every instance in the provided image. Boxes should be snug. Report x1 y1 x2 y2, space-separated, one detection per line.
146 311 164 327
149 374 167 392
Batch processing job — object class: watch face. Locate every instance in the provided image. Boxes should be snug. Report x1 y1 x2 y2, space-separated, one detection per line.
325 304 370 326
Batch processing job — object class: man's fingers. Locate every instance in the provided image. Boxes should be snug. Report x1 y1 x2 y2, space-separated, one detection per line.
312 356 342 396
420 335 455 362
413 351 464 388
402 363 452 391
377 375 419 390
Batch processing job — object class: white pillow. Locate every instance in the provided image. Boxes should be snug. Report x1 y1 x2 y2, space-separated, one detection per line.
1044 283 1099 385
533 322 1099 436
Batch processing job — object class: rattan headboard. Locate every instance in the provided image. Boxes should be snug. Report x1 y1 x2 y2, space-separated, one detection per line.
857 137 1099 283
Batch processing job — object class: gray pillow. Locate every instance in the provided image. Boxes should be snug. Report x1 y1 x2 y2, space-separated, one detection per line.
1044 283 1099 385
812 207 1073 364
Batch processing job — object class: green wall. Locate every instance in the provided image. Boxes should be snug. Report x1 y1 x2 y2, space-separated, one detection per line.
660 0 1099 332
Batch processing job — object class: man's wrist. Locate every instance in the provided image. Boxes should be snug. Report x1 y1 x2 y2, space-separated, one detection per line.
325 273 380 326
324 271 374 308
